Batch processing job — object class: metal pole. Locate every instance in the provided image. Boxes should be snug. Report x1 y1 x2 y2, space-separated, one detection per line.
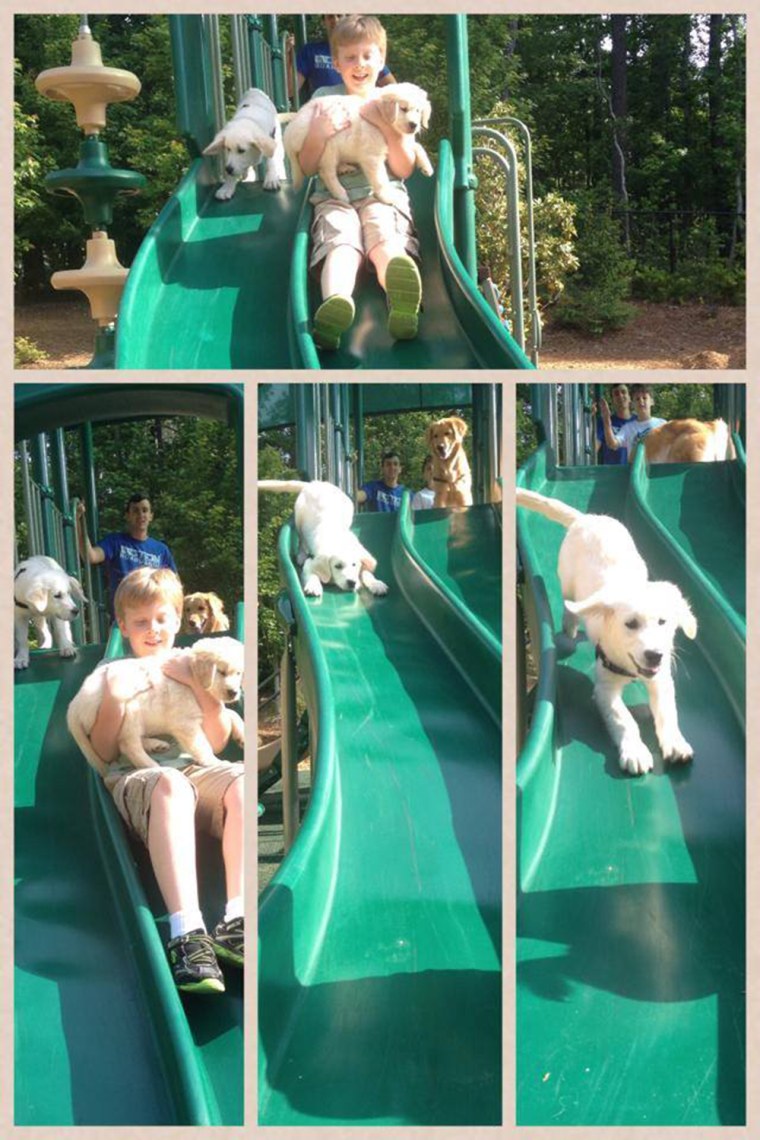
473 130 525 350
280 637 299 850
30 433 56 556
445 14 477 277
230 15 252 104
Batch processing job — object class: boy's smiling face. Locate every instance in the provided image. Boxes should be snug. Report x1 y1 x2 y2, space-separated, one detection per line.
333 38 385 96
118 600 181 658
633 388 654 419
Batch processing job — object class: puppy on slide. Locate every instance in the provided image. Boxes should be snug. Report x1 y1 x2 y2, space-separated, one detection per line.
258 480 388 598
517 487 697 775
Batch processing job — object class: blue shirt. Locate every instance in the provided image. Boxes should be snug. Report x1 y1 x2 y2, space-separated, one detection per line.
98 531 177 612
296 40 390 99
597 413 635 464
361 481 404 512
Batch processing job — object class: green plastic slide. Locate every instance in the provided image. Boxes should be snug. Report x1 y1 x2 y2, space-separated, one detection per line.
516 444 745 1126
259 498 502 1125
115 145 532 370
14 641 244 1125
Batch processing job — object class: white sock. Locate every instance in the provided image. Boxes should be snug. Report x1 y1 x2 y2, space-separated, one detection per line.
224 896 244 923
169 909 206 940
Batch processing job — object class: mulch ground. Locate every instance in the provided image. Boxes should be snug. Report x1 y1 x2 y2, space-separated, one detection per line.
15 297 745 371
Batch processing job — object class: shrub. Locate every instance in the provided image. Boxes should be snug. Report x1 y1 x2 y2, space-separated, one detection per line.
14 336 48 367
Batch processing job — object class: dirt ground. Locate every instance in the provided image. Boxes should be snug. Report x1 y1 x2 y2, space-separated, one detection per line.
15 296 745 371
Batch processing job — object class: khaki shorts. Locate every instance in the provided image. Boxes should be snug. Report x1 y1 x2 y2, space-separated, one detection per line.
309 193 420 270
105 761 244 847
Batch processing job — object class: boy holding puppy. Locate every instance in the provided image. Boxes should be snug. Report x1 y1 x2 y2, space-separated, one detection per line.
80 566 244 994
296 15 424 349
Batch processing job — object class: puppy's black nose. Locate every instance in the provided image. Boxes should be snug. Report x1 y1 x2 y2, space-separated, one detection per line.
644 650 663 667
226 164 235 174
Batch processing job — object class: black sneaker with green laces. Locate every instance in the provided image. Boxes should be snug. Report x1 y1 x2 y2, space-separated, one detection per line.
167 928 225 993
210 916 244 967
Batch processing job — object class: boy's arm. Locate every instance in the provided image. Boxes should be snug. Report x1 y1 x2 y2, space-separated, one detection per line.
359 100 415 178
76 501 106 565
599 398 621 451
298 103 352 176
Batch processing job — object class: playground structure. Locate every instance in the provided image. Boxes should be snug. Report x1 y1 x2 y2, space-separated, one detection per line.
516 383 746 1126
35 13 537 370
14 384 244 1126
258 383 503 1125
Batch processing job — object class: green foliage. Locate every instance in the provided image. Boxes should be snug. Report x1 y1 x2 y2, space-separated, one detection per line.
554 193 635 334
16 413 243 628
14 336 48 367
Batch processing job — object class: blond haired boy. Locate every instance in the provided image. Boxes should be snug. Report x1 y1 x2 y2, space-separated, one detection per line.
86 566 244 994
296 15 424 349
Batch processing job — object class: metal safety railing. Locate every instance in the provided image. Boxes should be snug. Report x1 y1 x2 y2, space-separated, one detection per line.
472 116 542 365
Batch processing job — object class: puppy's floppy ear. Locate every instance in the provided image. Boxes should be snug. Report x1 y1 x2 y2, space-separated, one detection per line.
23 584 49 613
208 593 226 625
674 590 698 639
425 423 437 447
358 545 377 573
203 130 227 156
450 416 468 441
310 555 334 585
191 649 217 691
68 576 87 604
378 90 401 126
421 97 432 130
248 126 277 157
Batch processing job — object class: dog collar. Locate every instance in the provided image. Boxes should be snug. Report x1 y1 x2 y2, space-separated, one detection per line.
596 644 637 679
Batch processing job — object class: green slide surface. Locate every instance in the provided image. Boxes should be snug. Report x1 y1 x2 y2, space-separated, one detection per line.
116 144 532 370
259 500 502 1125
15 646 243 1125
516 446 745 1126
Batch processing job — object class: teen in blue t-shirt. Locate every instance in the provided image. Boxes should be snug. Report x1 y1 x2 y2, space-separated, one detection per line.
77 492 177 616
293 14 394 100
358 451 404 512
595 382 636 464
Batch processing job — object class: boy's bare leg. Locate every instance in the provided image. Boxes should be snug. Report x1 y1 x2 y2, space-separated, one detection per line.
320 245 362 300
221 775 244 902
147 770 201 916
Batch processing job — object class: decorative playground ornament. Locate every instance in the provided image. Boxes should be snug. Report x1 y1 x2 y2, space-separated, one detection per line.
51 232 129 327
35 23 141 135
34 19 144 357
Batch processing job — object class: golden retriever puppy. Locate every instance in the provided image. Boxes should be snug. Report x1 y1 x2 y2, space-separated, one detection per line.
182 591 230 635
67 636 245 778
202 88 286 199
640 418 735 463
284 83 433 205
517 488 697 776
426 416 473 509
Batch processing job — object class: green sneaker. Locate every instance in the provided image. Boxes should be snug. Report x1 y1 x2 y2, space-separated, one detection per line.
210 916 244 968
385 254 422 340
167 929 225 994
313 294 355 350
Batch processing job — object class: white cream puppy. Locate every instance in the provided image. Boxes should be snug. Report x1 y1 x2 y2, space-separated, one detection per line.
517 488 697 775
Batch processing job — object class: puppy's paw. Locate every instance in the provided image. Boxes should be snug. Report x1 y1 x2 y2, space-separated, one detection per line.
59 646 76 658
263 175 281 191
661 733 694 765
619 738 654 776
368 578 389 596
215 183 236 201
303 575 323 597
14 654 29 671
143 737 172 754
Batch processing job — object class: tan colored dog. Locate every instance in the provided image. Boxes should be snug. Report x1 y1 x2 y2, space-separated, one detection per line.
641 418 735 463
182 591 231 635
426 416 473 509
